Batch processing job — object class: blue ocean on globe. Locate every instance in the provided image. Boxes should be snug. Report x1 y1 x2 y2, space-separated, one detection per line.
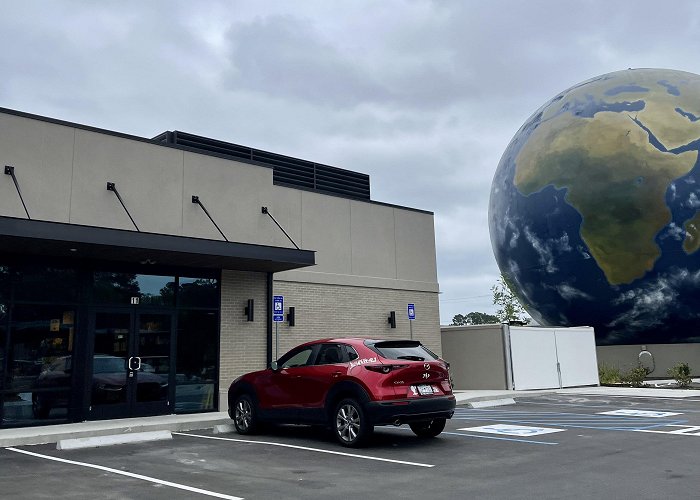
489 68 700 345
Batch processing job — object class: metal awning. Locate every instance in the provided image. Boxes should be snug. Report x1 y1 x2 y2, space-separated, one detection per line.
0 216 315 272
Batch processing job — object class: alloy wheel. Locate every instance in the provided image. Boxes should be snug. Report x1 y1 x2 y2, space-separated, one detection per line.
336 403 361 443
235 398 253 432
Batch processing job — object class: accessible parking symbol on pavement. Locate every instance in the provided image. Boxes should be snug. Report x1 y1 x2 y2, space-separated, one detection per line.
457 424 565 437
598 409 682 418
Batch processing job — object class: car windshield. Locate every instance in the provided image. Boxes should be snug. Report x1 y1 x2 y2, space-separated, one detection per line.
369 341 438 361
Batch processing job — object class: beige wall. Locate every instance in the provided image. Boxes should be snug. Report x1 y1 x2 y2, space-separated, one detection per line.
440 325 509 390
219 270 268 411
0 111 438 289
272 280 441 359
597 343 700 378
219 273 442 412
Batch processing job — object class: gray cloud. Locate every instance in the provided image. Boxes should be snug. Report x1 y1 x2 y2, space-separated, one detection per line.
2 0 700 325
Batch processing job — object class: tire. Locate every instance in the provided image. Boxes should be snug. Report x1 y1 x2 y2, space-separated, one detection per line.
232 394 258 435
409 418 446 438
333 398 372 447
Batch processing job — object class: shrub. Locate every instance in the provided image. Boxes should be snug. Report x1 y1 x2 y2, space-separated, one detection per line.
620 365 648 387
598 363 621 385
667 362 692 389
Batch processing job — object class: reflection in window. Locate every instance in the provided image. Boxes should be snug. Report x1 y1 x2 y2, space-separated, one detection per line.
0 303 6 387
136 275 175 306
93 272 140 304
2 305 74 424
0 266 9 302
92 273 175 306
178 278 218 308
281 348 313 368
175 311 217 412
14 265 77 302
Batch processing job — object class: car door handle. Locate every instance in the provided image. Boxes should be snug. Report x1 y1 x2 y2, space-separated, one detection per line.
332 371 342 378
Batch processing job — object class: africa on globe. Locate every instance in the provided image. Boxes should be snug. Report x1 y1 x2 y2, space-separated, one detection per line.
489 68 700 345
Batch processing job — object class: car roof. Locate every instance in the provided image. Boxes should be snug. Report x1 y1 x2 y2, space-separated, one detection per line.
295 338 417 348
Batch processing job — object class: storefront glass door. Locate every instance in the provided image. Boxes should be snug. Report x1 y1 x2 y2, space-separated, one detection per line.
89 310 172 420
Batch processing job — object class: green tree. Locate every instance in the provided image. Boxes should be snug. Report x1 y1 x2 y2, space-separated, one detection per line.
491 274 530 324
451 312 500 326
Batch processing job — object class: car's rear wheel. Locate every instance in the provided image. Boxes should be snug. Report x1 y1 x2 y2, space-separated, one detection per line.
409 418 446 438
232 394 258 435
333 398 371 447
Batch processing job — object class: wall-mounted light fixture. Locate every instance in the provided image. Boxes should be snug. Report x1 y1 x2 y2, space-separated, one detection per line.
244 299 254 322
388 311 396 328
287 306 295 327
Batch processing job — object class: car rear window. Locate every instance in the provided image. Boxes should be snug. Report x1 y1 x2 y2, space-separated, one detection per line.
368 341 438 361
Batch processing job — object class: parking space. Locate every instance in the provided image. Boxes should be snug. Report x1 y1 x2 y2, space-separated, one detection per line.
2 393 699 499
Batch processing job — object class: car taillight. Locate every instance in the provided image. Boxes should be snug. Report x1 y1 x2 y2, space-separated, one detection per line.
364 364 408 374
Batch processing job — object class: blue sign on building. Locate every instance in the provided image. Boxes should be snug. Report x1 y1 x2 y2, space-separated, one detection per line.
273 295 284 322
408 303 416 321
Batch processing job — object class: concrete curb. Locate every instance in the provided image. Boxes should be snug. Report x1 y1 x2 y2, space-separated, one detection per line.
0 413 231 448
463 398 516 408
57 430 173 450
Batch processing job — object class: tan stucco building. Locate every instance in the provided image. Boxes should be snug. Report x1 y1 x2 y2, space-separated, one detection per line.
0 107 440 427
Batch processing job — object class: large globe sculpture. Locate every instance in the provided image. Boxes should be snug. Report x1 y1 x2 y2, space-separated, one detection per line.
489 68 700 345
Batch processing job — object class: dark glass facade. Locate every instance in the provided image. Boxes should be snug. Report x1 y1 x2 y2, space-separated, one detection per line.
0 259 220 428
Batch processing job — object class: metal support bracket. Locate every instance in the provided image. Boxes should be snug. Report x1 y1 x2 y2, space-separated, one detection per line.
192 195 228 241
261 206 300 250
107 182 140 231
4 165 30 219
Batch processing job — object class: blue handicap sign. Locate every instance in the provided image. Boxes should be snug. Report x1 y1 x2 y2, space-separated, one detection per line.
407 303 416 321
273 295 284 322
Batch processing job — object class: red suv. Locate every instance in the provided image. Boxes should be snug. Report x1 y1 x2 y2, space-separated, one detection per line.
228 338 456 447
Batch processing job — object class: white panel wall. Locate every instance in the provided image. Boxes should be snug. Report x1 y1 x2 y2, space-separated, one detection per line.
556 327 600 388
509 326 598 390
509 327 560 390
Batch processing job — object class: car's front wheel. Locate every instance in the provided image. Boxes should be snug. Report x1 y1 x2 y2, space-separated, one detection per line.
232 394 258 435
333 398 372 447
409 418 446 438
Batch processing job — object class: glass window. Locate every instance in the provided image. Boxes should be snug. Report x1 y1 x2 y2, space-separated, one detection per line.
93 272 175 306
136 275 175 306
3 305 74 425
344 345 359 361
14 265 78 302
370 340 438 361
175 311 218 412
316 344 346 365
0 266 9 302
280 347 314 368
93 272 140 304
178 277 218 308
0 303 7 387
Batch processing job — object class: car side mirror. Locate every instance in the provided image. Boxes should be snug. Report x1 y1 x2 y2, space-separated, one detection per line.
270 361 279 371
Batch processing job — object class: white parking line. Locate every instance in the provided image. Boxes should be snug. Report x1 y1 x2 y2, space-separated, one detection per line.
5 447 243 500
174 432 435 468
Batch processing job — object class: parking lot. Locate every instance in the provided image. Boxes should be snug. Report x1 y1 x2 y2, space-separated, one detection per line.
2 392 699 499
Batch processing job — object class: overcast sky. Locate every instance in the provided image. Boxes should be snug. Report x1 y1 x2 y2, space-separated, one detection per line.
2 0 700 324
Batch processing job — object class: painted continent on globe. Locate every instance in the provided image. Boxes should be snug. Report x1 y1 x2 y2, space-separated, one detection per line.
489 68 700 345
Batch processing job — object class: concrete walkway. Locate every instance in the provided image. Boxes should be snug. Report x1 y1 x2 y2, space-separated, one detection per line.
1 385 698 448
